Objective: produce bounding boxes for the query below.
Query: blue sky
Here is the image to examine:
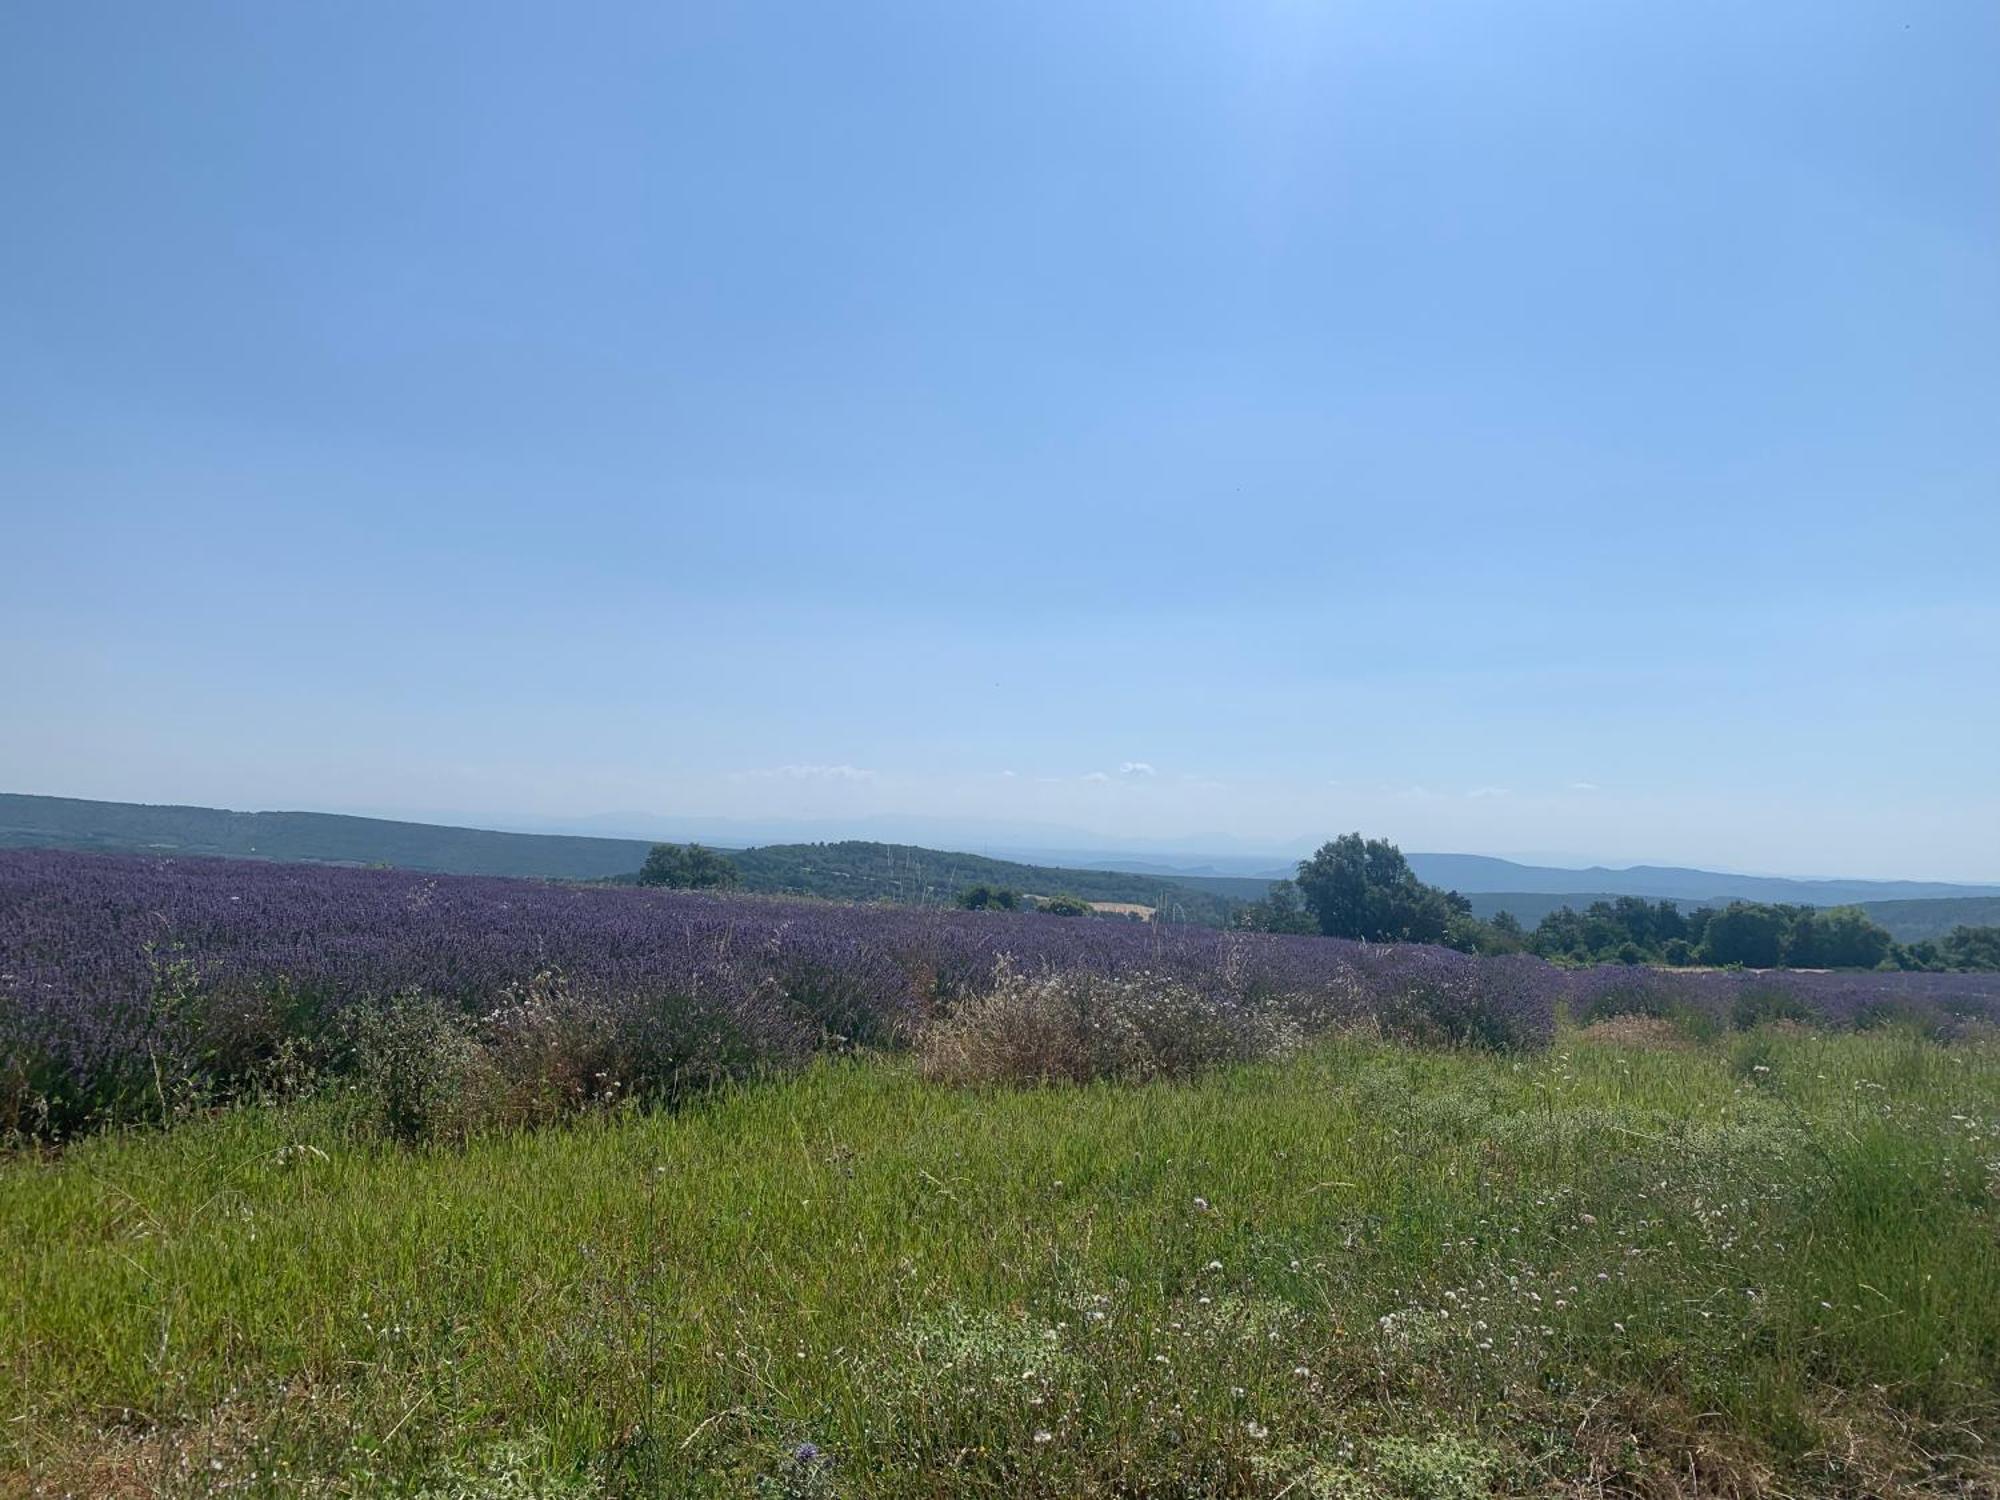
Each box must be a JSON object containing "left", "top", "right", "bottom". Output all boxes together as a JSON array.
[{"left": 3, "top": 2, "right": 1996, "bottom": 878}]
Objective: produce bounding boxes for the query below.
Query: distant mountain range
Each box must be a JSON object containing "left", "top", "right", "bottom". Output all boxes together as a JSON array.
[
  {"left": 1398, "top": 853, "right": 2000, "bottom": 907},
  {"left": 4, "top": 793, "right": 1996, "bottom": 942}
]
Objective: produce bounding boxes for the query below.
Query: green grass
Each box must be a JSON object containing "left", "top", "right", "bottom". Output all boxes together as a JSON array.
[{"left": 6, "top": 1028, "right": 1999, "bottom": 1497}]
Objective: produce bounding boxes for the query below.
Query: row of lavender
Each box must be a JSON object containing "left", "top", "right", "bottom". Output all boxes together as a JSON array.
[{"left": 5, "top": 850, "right": 1998, "bottom": 1137}]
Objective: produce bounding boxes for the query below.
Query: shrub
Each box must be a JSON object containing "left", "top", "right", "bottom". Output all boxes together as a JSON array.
[
  {"left": 1367, "top": 950, "right": 1555, "bottom": 1051},
  {"left": 477, "top": 974, "right": 627, "bottom": 1128},
  {"left": 1573, "top": 1013, "right": 1699, "bottom": 1050},
  {"left": 1731, "top": 985, "right": 1814, "bottom": 1032},
  {"left": 771, "top": 939, "right": 916, "bottom": 1050},
  {"left": 1037, "top": 894, "right": 1093, "bottom": 917},
  {"left": 957, "top": 885, "right": 1020, "bottom": 911},
  {"left": 1851, "top": 998, "right": 1948, "bottom": 1039},
  {"left": 1568, "top": 968, "right": 1722, "bottom": 1042},
  {"left": 918, "top": 969, "right": 1293, "bottom": 1086},
  {"left": 345, "top": 991, "right": 485, "bottom": 1145}
]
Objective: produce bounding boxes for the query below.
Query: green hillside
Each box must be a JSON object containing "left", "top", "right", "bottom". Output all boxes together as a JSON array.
[
  {"left": 0, "top": 795, "right": 1237, "bottom": 923},
  {"left": 1126, "top": 870, "right": 1283, "bottom": 902},
  {"left": 722, "top": 840, "right": 1235, "bottom": 922},
  {"left": 1857, "top": 896, "right": 2000, "bottom": 943},
  {"left": 0, "top": 793, "right": 658, "bottom": 880}
]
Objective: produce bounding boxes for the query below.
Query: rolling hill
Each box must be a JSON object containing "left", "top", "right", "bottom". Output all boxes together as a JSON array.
[
  {"left": 0, "top": 795, "right": 1236, "bottom": 923},
  {"left": 7, "top": 794, "right": 1996, "bottom": 940},
  {"left": 719, "top": 842, "right": 1234, "bottom": 922},
  {"left": 1855, "top": 896, "right": 2000, "bottom": 944},
  {"left": 0, "top": 793, "right": 655, "bottom": 880}
]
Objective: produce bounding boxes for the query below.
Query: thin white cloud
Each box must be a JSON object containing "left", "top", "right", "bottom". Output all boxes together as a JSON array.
[
  {"left": 998, "top": 769, "right": 1018, "bottom": 779},
  {"left": 1081, "top": 771, "right": 1111, "bottom": 783},
  {"left": 1118, "top": 761, "right": 1156, "bottom": 777},
  {"left": 1466, "top": 786, "right": 1510, "bottom": 799},
  {"left": 732, "top": 763, "right": 875, "bottom": 783},
  {"left": 1569, "top": 780, "right": 1601, "bottom": 792}
]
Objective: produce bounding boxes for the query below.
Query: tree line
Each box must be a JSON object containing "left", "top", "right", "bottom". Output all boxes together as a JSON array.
[
  {"left": 635, "top": 847, "right": 1121, "bottom": 920},
  {"left": 634, "top": 834, "right": 1999, "bottom": 970},
  {"left": 1235, "top": 833, "right": 2000, "bottom": 972}
]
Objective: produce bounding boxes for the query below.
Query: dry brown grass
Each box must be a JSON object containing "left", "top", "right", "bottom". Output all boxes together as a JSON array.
[
  {"left": 917, "top": 967, "right": 1292, "bottom": 1086},
  {"left": 1573, "top": 1014, "right": 1700, "bottom": 1050}
]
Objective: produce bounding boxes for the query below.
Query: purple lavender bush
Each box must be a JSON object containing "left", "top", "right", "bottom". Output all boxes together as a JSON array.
[
  {"left": 1562, "top": 960, "right": 1996, "bottom": 1040},
  {"left": 3, "top": 849, "right": 1996, "bottom": 1140}
]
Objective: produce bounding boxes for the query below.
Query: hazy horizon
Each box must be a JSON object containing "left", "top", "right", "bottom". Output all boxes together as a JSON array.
[
  {"left": 5, "top": 3, "right": 1995, "bottom": 883},
  {"left": 8, "top": 784, "right": 2000, "bottom": 888}
]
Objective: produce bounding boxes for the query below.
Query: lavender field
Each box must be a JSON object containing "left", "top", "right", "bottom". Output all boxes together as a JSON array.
[{"left": 5, "top": 848, "right": 1998, "bottom": 1143}]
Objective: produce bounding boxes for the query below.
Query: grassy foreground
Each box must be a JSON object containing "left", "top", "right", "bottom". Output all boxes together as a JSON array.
[{"left": 6, "top": 1027, "right": 1999, "bottom": 1498}]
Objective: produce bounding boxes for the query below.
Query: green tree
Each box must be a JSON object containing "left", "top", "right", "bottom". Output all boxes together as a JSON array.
[
  {"left": 1038, "top": 893, "right": 1093, "bottom": 916},
  {"left": 1232, "top": 880, "right": 1317, "bottom": 935},
  {"left": 1943, "top": 925, "right": 2000, "bottom": 971},
  {"left": 1447, "top": 907, "right": 1523, "bottom": 956},
  {"left": 957, "top": 884, "right": 1020, "bottom": 911},
  {"left": 1442, "top": 911, "right": 1511, "bottom": 954},
  {"left": 1293, "top": 833, "right": 1455, "bottom": 944},
  {"left": 1701, "top": 902, "right": 1789, "bottom": 968},
  {"left": 637, "top": 842, "right": 740, "bottom": 890},
  {"left": 1530, "top": 906, "right": 1592, "bottom": 962},
  {"left": 1529, "top": 898, "right": 1710, "bottom": 965},
  {"left": 1896, "top": 939, "right": 1944, "bottom": 972},
  {"left": 1801, "top": 907, "right": 1894, "bottom": 969},
  {"left": 1684, "top": 906, "right": 1715, "bottom": 948}
]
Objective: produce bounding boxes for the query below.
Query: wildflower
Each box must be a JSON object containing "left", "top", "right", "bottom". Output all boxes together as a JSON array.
[
  {"left": 1245, "top": 1420, "right": 1269, "bottom": 1440},
  {"left": 1033, "top": 1429, "right": 1053, "bottom": 1445},
  {"left": 793, "top": 1442, "right": 822, "bottom": 1465}
]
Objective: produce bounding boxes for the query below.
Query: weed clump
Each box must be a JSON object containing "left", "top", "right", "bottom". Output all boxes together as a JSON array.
[{"left": 918, "top": 967, "right": 1297, "bottom": 1086}]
